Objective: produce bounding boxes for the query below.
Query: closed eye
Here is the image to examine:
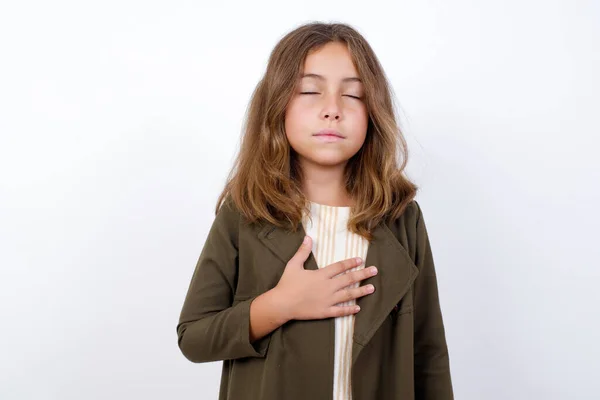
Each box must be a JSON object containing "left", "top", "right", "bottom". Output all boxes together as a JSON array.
[{"left": 300, "top": 92, "right": 363, "bottom": 100}]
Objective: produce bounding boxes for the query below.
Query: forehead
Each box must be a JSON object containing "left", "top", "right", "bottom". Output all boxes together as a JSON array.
[
  {"left": 300, "top": 42, "right": 361, "bottom": 83},
  {"left": 300, "top": 73, "right": 362, "bottom": 84}
]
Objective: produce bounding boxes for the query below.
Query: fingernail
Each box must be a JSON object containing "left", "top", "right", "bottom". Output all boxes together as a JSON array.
[
  {"left": 303, "top": 236, "right": 310, "bottom": 244},
  {"left": 370, "top": 267, "right": 378, "bottom": 275},
  {"left": 355, "top": 257, "right": 362, "bottom": 264}
]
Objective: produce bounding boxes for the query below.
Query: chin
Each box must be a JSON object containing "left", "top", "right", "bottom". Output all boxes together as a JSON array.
[{"left": 306, "top": 155, "right": 350, "bottom": 167}]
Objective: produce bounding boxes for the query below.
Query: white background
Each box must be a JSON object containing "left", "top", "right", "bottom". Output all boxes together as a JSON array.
[{"left": 1, "top": 1, "right": 599, "bottom": 399}]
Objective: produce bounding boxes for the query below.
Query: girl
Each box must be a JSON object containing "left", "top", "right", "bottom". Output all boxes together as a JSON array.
[{"left": 177, "top": 22, "right": 453, "bottom": 400}]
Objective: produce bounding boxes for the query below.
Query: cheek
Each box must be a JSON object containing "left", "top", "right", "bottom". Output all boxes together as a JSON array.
[
  {"left": 348, "top": 107, "right": 369, "bottom": 136},
  {"left": 350, "top": 103, "right": 369, "bottom": 123},
  {"left": 284, "top": 102, "right": 309, "bottom": 138}
]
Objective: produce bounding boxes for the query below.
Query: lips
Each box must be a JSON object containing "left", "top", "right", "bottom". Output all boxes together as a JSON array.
[{"left": 313, "top": 129, "right": 345, "bottom": 138}]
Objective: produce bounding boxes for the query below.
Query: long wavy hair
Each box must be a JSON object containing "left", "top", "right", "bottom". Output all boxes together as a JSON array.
[{"left": 215, "top": 21, "right": 418, "bottom": 241}]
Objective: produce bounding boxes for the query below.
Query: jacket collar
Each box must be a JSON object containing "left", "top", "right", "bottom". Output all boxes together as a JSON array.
[{"left": 257, "top": 218, "right": 419, "bottom": 365}]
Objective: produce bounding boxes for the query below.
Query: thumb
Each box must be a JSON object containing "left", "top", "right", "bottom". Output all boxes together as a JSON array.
[{"left": 289, "top": 235, "right": 312, "bottom": 267}]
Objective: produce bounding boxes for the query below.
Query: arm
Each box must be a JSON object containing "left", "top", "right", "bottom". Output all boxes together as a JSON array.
[
  {"left": 249, "top": 288, "right": 290, "bottom": 342},
  {"left": 412, "top": 201, "right": 454, "bottom": 399},
  {"left": 176, "top": 200, "right": 280, "bottom": 363}
]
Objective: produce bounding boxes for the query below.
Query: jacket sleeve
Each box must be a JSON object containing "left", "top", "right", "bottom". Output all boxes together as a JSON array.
[
  {"left": 412, "top": 201, "right": 454, "bottom": 399},
  {"left": 176, "top": 200, "right": 271, "bottom": 363}
]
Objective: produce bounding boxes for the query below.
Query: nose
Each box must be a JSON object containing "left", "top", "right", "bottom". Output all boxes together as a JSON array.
[
  {"left": 323, "top": 111, "right": 340, "bottom": 120},
  {"left": 320, "top": 94, "right": 341, "bottom": 121}
]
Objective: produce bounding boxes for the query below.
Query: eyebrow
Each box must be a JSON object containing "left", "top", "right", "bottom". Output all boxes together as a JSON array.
[{"left": 301, "top": 73, "right": 362, "bottom": 83}]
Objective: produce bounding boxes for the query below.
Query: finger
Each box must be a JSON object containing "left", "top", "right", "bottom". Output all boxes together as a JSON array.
[
  {"left": 321, "top": 257, "right": 362, "bottom": 279},
  {"left": 333, "top": 265, "right": 378, "bottom": 290},
  {"left": 287, "top": 236, "right": 313, "bottom": 267},
  {"left": 325, "top": 304, "right": 361, "bottom": 318},
  {"left": 333, "top": 284, "right": 375, "bottom": 304}
]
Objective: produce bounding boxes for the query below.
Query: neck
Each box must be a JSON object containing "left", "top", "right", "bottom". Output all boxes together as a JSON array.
[{"left": 299, "top": 159, "right": 354, "bottom": 207}]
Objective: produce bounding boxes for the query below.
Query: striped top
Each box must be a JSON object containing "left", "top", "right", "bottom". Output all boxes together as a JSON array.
[{"left": 301, "top": 201, "right": 371, "bottom": 400}]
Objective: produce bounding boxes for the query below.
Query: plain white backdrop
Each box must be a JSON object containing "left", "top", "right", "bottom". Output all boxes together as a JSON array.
[{"left": 1, "top": 1, "right": 599, "bottom": 399}]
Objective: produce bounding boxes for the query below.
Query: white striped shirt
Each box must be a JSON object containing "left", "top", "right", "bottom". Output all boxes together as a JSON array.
[{"left": 301, "top": 201, "right": 371, "bottom": 400}]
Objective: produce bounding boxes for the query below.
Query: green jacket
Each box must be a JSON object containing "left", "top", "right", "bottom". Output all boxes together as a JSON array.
[{"left": 177, "top": 199, "right": 454, "bottom": 399}]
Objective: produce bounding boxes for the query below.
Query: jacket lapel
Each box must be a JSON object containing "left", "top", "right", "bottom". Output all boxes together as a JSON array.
[
  {"left": 349, "top": 221, "right": 419, "bottom": 364},
  {"left": 257, "top": 218, "right": 419, "bottom": 365}
]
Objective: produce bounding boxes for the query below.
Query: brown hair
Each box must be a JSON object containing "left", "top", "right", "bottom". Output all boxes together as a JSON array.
[{"left": 215, "top": 21, "right": 418, "bottom": 241}]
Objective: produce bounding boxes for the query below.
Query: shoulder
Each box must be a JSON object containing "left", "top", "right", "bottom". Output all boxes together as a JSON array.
[
  {"left": 389, "top": 199, "right": 422, "bottom": 231},
  {"left": 385, "top": 198, "right": 429, "bottom": 251},
  {"left": 406, "top": 199, "right": 423, "bottom": 221},
  {"left": 211, "top": 196, "right": 241, "bottom": 241}
]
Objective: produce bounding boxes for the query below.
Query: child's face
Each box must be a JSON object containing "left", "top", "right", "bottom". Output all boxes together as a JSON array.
[{"left": 284, "top": 41, "right": 368, "bottom": 170}]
